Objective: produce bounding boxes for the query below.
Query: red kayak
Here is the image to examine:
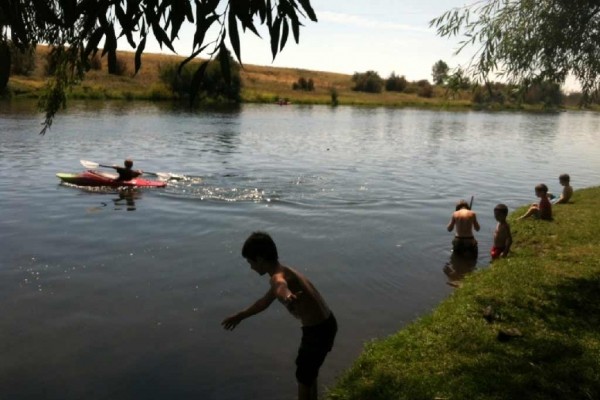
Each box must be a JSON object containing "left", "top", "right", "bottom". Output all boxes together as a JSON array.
[{"left": 56, "top": 170, "right": 167, "bottom": 188}]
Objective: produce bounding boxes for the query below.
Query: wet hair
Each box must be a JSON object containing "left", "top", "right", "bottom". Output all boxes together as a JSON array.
[
  {"left": 535, "top": 183, "right": 549, "bottom": 193},
  {"left": 124, "top": 159, "right": 133, "bottom": 168},
  {"left": 559, "top": 173, "right": 570, "bottom": 183},
  {"left": 494, "top": 203, "right": 509, "bottom": 216},
  {"left": 455, "top": 199, "right": 470, "bottom": 211},
  {"left": 242, "top": 232, "right": 279, "bottom": 263}
]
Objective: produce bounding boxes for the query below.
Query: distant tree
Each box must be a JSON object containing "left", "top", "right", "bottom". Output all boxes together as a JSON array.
[
  {"left": 432, "top": 60, "right": 449, "bottom": 85},
  {"left": 385, "top": 72, "right": 408, "bottom": 92},
  {"left": 0, "top": 0, "right": 317, "bottom": 132},
  {"left": 160, "top": 48, "right": 241, "bottom": 103},
  {"left": 445, "top": 68, "right": 470, "bottom": 98},
  {"left": 9, "top": 43, "right": 36, "bottom": 76},
  {"left": 292, "top": 77, "right": 315, "bottom": 91},
  {"left": 523, "top": 81, "right": 563, "bottom": 108},
  {"left": 416, "top": 79, "right": 433, "bottom": 98},
  {"left": 330, "top": 87, "right": 339, "bottom": 106},
  {"left": 471, "top": 81, "right": 506, "bottom": 105},
  {"left": 352, "top": 71, "right": 384, "bottom": 93},
  {"left": 431, "top": 1, "right": 600, "bottom": 103}
]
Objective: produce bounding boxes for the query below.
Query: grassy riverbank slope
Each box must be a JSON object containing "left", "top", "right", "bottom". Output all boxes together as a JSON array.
[
  {"left": 328, "top": 187, "right": 600, "bottom": 400},
  {"left": 1, "top": 45, "right": 496, "bottom": 109}
]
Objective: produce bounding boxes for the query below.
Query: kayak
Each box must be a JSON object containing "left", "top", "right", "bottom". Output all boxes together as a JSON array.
[{"left": 56, "top": 170, "right": 167, "bottom": 188}]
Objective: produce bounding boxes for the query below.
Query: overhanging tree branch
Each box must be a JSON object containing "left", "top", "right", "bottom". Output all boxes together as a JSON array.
[{"left": 0, "top": 0, "right": 318, "bottom": 134}]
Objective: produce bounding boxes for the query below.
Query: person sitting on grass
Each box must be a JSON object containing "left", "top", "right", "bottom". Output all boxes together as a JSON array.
[
  {"left": 553, "top": 173, "right": 573, "bottom": 204},
  {"left": 518, "top": 183, "right": 552, "bottom": 220},
  {"left": 491, "top": 204, "right": 512, "bottom": 260}
]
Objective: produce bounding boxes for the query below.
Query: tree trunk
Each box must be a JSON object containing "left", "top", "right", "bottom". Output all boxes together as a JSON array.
[{"left": 0, "top": 41, "right": 11, "bottom": 91}]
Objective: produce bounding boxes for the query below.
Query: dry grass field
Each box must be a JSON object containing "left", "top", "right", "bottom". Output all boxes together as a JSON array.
[{"left": 7, "top": 45, "right": 472, "bottom": 108}]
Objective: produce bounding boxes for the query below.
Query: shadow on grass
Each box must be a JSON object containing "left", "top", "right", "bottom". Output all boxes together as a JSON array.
[{"left": 457, "top": 275, "right": 600, "bottom": 400}]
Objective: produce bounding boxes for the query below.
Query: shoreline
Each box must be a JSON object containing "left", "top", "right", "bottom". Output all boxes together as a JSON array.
[
  {"left": 2, "top": 46, "right": 596, "bottom": 112},
  {"left": 327, "top": 187, "right": 600, "bottom": 399}
]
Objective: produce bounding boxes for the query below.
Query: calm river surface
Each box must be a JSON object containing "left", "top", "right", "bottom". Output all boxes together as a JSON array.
[{"left": 1, "top": 102, "right": 599, "bottom": 399}]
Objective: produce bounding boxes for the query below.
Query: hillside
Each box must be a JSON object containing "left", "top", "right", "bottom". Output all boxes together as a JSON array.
[{"left": 5, "top": 45, "right": 472, "bottom": 108}]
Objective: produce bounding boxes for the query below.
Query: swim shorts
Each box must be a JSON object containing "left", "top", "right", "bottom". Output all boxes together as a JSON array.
[
  {"left": 490, "top": 246, "right": 505, "bottom": 260},
  {"left": 452, "top": 237, "right": 478, "bottom": 258},
  {"left": 295, "top": 313, "right": 337, "bottom": 386}
]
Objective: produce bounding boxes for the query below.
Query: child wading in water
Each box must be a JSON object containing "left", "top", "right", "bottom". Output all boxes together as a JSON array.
[
  {"left": 447, "top": 199, "right": 480, "bottom": 258},
  {"left": 491, "top": 204, "right": 513, "bottom": 260},
  {"left": 518, "top": 183, "right": 552, "bottom": 220},
  {"left": 222, "top": 232, "right": 337, "bottom": 400}
]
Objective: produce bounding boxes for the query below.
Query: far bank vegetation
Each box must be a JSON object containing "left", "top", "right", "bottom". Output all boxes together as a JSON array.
[{"left": 1, "top": 45, "right": 595, "bottom": 111}]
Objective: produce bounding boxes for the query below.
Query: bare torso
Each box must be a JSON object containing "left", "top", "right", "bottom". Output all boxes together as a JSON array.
[
  {"left": 448, "top": 209, "right": 480, "bottom": 237},
  {"left": 272, "top": 266, "right": 331, "bottom": 327},
  {"left": 493, "top": 222, "right": 511, "bottom": 248}
]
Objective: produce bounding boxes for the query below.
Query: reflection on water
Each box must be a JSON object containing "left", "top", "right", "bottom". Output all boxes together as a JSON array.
[
  {"left": 112, "top": 189, "right": 139, "bottom": 211},
  {"left": 443, "top": 252, "right": 478, "bottom": 287}
]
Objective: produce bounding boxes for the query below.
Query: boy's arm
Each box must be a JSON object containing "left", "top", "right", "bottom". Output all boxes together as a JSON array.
[
  {"left": 473, "top": 214, "right": 481, "bottom": 232},
  {"left": 270, "top": 274, "right": 297, "bottom": 304},
  {"left": 501, "top": 224, "right": 513, "bottom": 257},
  {"left": 556, "top": 186, "right": 572, "bottom": 204},
  {"left": 221, "top": 289, "right": 276, "bottom": 331},
  {"left": 447, "top": 215, "right": 455, "bottom": 232}
]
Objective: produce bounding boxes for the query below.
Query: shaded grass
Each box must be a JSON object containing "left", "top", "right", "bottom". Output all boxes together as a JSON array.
[{"left": 328, "top": 187, "right": 600, "bottom": 400}]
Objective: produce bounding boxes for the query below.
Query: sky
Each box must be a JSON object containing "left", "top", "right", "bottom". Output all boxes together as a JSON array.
[{"left": 138, "top": 0, "right": 477, "bottom": 83}]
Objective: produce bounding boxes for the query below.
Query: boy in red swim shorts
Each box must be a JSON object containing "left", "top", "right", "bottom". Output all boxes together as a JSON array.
[{"left": 491, "top": 204, "right": 512, "bottom": 260}]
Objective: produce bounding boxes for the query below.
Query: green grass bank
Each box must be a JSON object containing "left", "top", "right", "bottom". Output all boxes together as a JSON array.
[{"left": 328, "top": 187, "right": 600, "bottom": 400}]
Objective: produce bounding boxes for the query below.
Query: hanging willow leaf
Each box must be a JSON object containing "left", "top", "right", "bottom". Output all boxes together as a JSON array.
[
  {"left": 228, "top": 10, "right": 241, "bottom": 63},
  {"left": 270, "top": 17, "right": 281, "bottom": 59},
  {"left": 219, "top": 42, "right": 231, "bottom": 85},
  {"left": 84, "top": 27, "right": 105, "bottom": 59},
  {"left": 280, "top": 19, "right": 289, "bottom": 51},
  {"left": 2, "top": 0, "right": 319, "bottom": 133},
  {"left": 190, "top": 60, "right": 209, "bottom": 105},
  {"left": 134, "top": 35, "right": 146, "bottom": 75},
  {"left": 297, "top": 0, "right": 317, "bottom": 21}
]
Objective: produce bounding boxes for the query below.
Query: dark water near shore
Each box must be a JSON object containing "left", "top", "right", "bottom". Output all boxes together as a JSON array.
[{"left": 1, "top": 101, "right": 599, "bottom": 399}]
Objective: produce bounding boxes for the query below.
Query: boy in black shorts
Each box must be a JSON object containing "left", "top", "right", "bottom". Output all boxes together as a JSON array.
[{"left": 222, "top": 232, "right": 337, "bottom": 400}]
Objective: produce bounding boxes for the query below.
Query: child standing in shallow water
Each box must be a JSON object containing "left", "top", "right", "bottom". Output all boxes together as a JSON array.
[
  {"left": 491, "top": 204, "right": 512, "bottom": 260},
  {"left": 447, "top": 199, "right": 480, "bottom": 257},
  {"left": 518, "top": 183, "right": 552, "bottom": 220},
  {"left": 222, "top": 232, "right": 337, "bottom": 400}
]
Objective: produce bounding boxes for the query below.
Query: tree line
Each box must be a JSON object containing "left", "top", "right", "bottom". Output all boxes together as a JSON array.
[{"left": 348, "top": 59, "right": 571, "bottom": 109}]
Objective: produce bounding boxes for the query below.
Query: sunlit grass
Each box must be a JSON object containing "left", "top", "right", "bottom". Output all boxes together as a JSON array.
[{"left": 328, "top": 187, "right": 600, "bottom": 400}]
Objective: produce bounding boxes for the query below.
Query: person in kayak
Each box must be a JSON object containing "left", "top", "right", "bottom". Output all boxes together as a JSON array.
[
  {"left": 222, "top": 232, "right": 337, "bottom": 400},
  {"left": 111, "top": 159, "right": 143, "bottom": 181}
]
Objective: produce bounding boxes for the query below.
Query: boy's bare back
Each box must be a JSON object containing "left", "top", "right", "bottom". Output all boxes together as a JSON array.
[{"left": 448, "top": 209, "right": 480, "bottom": 237}]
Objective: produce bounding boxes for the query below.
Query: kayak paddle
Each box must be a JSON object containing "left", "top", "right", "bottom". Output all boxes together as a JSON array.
[{"left": 80, "top": 159, "right": 181, "bottom": 181}]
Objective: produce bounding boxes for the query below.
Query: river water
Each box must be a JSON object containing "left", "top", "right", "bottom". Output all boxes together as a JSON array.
[{"left": 1, "top": 102, "right": 599, "bottom": 399}]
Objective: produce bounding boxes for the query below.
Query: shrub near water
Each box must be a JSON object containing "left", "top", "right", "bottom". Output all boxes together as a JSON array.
[{"left": 328, "top": 187, "right": 600, "bottom": 400}]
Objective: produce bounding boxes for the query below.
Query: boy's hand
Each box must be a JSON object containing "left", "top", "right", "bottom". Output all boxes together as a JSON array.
[
  {"left": 283, "top": 290, "right": 303, "bottom": 311},
  {"left": 221, "top": 314, "right": 243, "bottom": 331}
]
